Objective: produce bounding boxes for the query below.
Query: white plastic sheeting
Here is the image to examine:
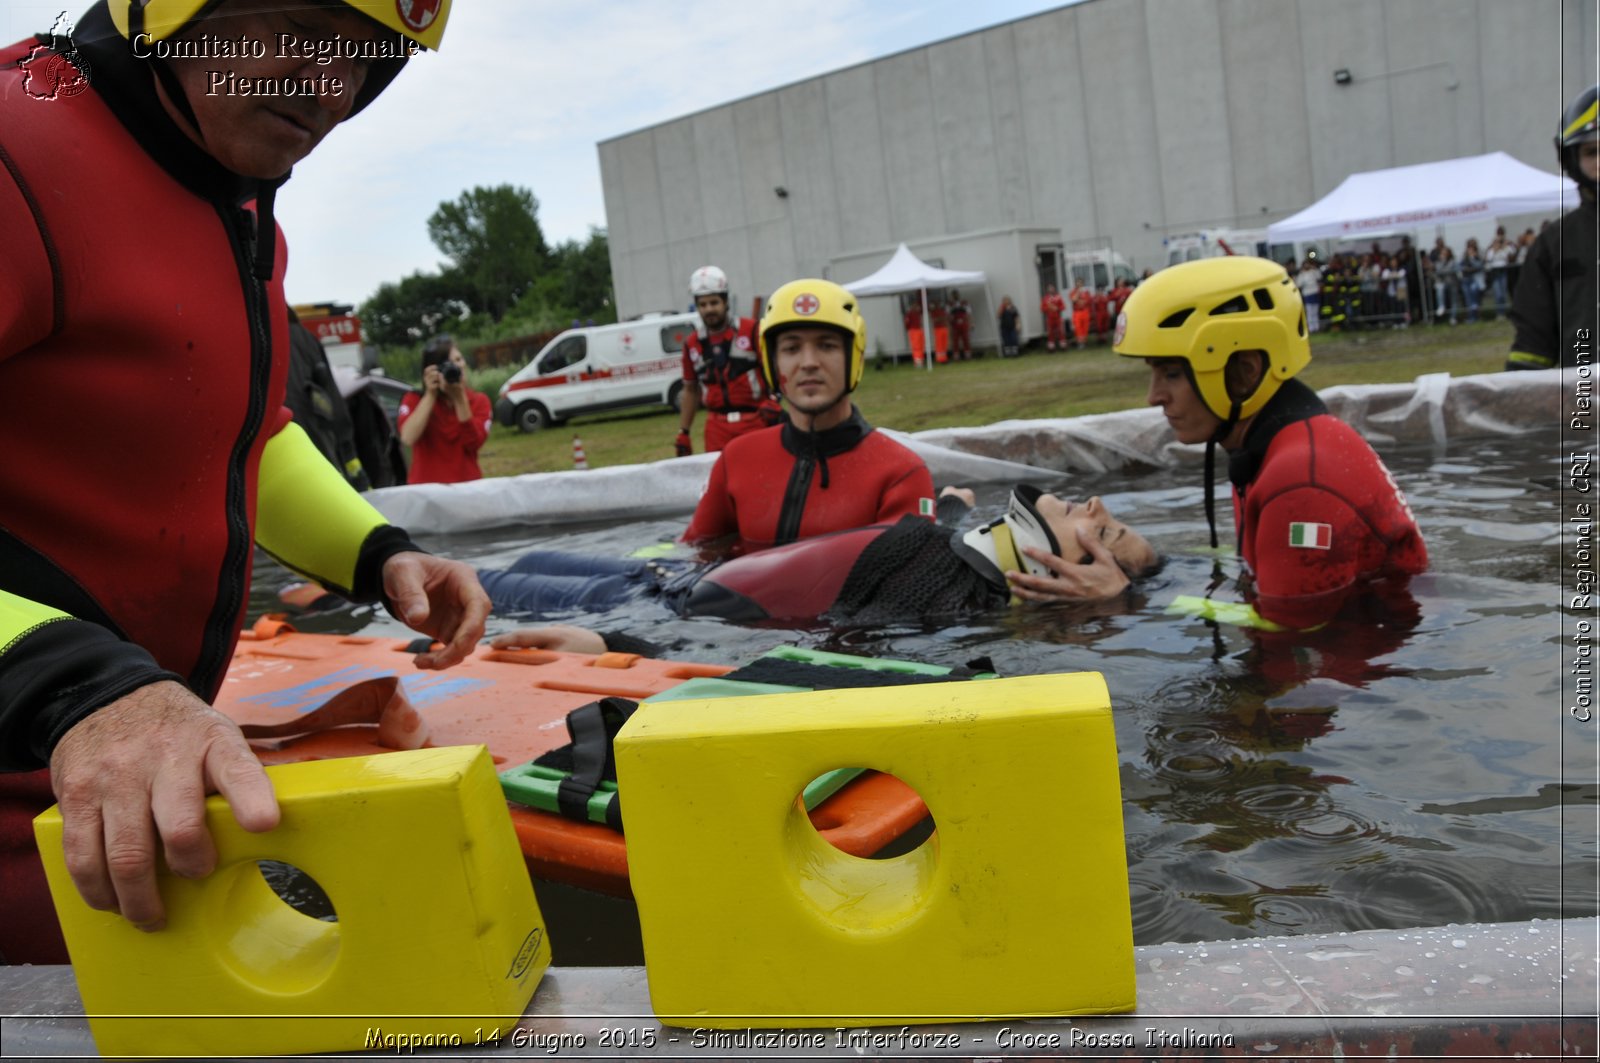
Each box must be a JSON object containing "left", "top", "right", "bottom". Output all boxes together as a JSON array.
[
  {"left": 915, "top": 370, "right": 1561, "bottom": 472},
  {"left": 366, "top": 371, "right": 1563, "bottom": 534},
  {"left": 366, "top": 433, "right": 1053, "bottom": 535}
]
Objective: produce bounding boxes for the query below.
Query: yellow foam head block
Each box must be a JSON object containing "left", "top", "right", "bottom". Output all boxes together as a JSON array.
[
  {"left": 33, "top": 745, "right": 548, "bottom": 1057},
  {"left": 615, "top": 672, "right": 1134, "bottom": 1028}
]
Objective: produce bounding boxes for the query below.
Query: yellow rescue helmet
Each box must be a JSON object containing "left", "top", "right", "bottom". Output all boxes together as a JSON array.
[
  {"left": 1114, "top": 257, "right": 1310, "bottom": 423},
  {"left": 111, "top": 0, "right": 451, "bottom": 51},
  {"left": 759, "top": 279, "right": 868, "bottom": 394}
]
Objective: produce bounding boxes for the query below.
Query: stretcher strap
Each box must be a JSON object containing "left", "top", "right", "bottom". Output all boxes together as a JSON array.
[{"left": 556, "top": 697, "right": 637, "bottom": 830}]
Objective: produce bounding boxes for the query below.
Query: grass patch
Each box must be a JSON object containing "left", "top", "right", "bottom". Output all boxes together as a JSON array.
[{"left": 475, "top": 320, "right": 1512, "bottom": 478}]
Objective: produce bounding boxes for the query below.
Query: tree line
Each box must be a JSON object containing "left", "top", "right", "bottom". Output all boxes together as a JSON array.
[{"left": 360, "top": 184, "right": 616, "bottom": 354}]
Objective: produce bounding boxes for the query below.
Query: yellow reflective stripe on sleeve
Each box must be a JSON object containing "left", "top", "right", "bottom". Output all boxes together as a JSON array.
[
  {"left": 1507, "top": 350, "right": 1555, "bottom": 369},
  {"left": 1166, "top": 594, "right": 1289, "bottom": 633},
  {"left": 255, "top": 422, "right": 388, "bottom": 594},
  {"left": 0, "top": 589, "right": 71, "bottom": 654}
]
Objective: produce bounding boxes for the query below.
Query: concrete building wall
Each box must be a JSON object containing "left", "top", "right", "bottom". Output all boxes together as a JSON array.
[{"left": 600, "top": 0, "right": 1593, "bottom": 322}]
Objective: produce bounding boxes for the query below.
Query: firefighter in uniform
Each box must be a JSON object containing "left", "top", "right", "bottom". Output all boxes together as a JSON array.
[
  {"left": 1506, "top": 85, "right": 1599, "bottom": 371},
  {"left": 676, "top": 265, "right": 780, "bottom": 455}
]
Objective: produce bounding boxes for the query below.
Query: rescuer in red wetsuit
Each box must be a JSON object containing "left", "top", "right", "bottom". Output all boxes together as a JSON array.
[
  {"left": 0, "top": 1, "right": 487, "bottom": 956},
  {"left": 682, "top": 278, "right": 936, "bottom": 553},
  {"left": 676, "top": 265, "right": 780, "bottom": 455},
  {"left": 1041, "top": 284, "right": 1067, "bottom": 350},
  {"left": 1019, "top": 257, "right": 1427, "bottom": 630}
]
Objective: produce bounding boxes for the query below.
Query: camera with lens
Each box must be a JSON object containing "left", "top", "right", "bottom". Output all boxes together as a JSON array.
[{"left": 442, "top": 362, "right": 463, "bottom": 384}]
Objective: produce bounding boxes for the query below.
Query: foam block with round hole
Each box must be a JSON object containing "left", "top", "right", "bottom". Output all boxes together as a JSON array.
[
  {"left": 33, "top": 745, "right": 548, "bottom": 1056},
  {"left": 615, "top": 672, "right": 1134, "bottom": 1027}
]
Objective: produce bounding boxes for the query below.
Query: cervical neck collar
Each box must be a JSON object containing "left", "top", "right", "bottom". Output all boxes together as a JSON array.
[{"left": 956, "top": 485, "right": 1062, "bottom": 581}]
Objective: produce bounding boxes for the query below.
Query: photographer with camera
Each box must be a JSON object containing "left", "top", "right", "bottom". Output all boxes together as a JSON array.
[{"left": 398, "top": 335, "right": 494, "bottom": 484}]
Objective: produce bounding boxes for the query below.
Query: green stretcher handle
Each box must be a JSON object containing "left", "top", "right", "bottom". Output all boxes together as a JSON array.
[
  {"left": 1167, "top": 595, "right": 1287, "bottom": 633},
  {"left": 500, "top": 762, "right": 860, "bottom": 826}
]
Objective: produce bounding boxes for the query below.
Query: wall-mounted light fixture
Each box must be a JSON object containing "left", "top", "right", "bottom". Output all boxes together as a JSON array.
[
  {"left": 774, "top": 186, "right": 789, "bottom": 199},
  {"left": 1333, "top": 61, "right": 1457, "bottom": 90}
]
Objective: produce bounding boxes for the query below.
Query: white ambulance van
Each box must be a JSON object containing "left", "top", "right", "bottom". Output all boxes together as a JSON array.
[{"left": 494, "top": 312, "right": 700, "bottom": 432}]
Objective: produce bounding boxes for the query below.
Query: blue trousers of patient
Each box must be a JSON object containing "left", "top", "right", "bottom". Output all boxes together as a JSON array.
[{"left": 476, "top": 551, "right": 662, "bottom": 618}]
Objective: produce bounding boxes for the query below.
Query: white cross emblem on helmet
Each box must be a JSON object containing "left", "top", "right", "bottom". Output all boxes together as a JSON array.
[
  {"left": 793, "top": 293, "right": 820, "bottom": 315},
  {"left": 397, "top": 0, "right": 442, "bottom": 32}
]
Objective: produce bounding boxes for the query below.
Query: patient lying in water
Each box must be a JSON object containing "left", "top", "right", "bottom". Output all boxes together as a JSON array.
[{"left": 477, "top": 486, "right": 1160, "bottom": 653}]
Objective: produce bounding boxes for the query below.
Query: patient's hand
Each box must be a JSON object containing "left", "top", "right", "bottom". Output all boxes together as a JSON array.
[
  {"left": 489, "top": 626, "right": 608, "bottom": 655},
  {"left": 1008, "top": 528, "right": 1130, "bottom": 602}
]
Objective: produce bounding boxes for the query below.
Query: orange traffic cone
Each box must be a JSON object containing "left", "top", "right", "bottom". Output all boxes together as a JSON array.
[{"left": 572, "top": 435, "right": 589, "bottom": 470}]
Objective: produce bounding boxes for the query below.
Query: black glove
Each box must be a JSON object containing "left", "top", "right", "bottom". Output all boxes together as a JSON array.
[{"left": 674, "top": 430, "right": 693, "bottom": 457}]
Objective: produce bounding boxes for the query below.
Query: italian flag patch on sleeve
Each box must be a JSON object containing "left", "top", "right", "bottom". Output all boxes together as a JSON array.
[
  {"left": 1288, "top": 522, "right": 1332, "bottom": 549},
  {"left": 919, "top": 497, "right": 936, "bottom": 517}
]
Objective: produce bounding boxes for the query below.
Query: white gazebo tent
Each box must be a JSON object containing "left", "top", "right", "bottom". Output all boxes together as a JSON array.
[
  {"left": 1266, "top": 151, "right": 1577, "bottom": 242},
  {"left": 842, "top": 243, "right": 989, "bottom": 370}
]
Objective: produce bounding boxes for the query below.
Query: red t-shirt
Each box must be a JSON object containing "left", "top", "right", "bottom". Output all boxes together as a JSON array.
[{"left": 398, "top": 388, "right": 492, "bottom": 484}]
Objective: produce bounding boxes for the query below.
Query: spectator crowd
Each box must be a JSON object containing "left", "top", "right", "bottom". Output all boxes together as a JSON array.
[{"left": 1288, "top": 224, "right": 1542, "bottom": 333}]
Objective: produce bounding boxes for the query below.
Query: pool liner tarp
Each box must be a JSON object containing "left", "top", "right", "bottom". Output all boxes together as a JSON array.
[
  {"left": 366, "top": 370, "right": 1565, "bottom": 534},
  {"left": 365, "top": 433, "right": 1057, "bottom": 535}
]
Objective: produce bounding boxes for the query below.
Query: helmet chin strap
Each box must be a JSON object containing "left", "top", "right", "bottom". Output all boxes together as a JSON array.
[
  {"left": 126, "top": 2, "right": 206, "bottom": 139},
  {"left": 1203, "top": 407, "right": 1239, "bottom": 552}
]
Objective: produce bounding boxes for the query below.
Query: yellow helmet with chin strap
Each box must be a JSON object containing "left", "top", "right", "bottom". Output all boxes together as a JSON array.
[
  {"left": 758, "top": 279, "right": 868, "bottom": 394},
  {"left": 111, "top": 0, "right": 451, "bottom": 50},
  {"left": 1114, "top": 257, "right": 1309, "bottom": 424}
]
